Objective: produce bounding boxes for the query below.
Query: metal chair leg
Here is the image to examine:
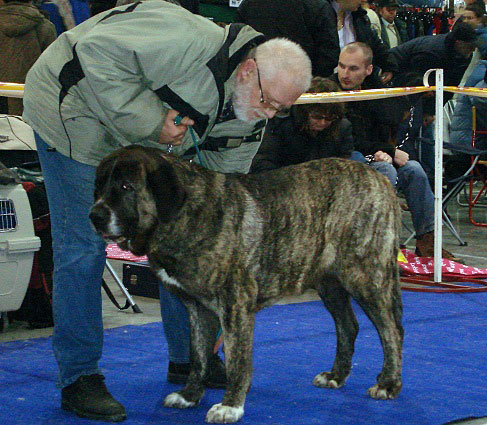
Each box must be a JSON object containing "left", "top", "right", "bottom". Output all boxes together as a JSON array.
[
  {"left": 105, "top": 260, "right": 142, "bottom": 313},
  {"left": 442, "top": 211, "right": 467, "bottom": 246}
]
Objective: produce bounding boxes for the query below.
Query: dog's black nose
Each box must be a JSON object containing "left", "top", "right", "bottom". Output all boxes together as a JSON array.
[{"left": 89, "top": 208, "right": 107, "bottom": 231}]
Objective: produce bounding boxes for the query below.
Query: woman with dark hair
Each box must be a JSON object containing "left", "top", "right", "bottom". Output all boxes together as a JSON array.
[{"left": 250, "top": 77, "right": 363, "bottom": 173}]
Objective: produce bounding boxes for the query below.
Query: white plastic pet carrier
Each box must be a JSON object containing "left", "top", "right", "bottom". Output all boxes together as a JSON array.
[{"left": 0, "top": 183, "right": 40, "bottom": 312}]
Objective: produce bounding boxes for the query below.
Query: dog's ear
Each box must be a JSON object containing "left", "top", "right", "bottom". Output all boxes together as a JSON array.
[
  {"left": 94, "top": 156, "right": 116, "bottom": 201},
  {"left": 147, "top": 160, "right": 186, "bottom": 223}
]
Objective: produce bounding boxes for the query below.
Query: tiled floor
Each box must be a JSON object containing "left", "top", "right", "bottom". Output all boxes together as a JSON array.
[{"left": 1, "top": 191, "right": 486, "bottom": 343}]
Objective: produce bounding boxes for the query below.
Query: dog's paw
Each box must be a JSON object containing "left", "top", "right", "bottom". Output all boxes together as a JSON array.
[
  {"left": 163, "top": 392, "right": 198, "bottom": 409},
  {"left": 205, "top": 403, "right": 244, "bottom": 423},
  {"left": 367, "top": 384, "right": 400, "bottom": 400},
  {"left": 313, "top": 372, "right": 345, "bottom": 389}
]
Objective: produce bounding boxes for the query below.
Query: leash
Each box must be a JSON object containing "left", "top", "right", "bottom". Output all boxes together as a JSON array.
[
  {"left": 189, "top": 127, "right": 207, "bottom": 168},
  {"left": 170, "top": 114, "right": 219, "bottom": 349},
  {"left": 171, "top": 114, "right": 207, "bottom": 168}
]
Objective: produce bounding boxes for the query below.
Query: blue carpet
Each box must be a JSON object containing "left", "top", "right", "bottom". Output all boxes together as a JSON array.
[{"left": 1, "top": 292, "right": 487, "bottom": 425}]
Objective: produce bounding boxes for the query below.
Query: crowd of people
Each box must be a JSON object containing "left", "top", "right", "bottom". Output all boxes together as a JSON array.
[{"left": 1, "top": 0, "right": 487, "bottom": 422}]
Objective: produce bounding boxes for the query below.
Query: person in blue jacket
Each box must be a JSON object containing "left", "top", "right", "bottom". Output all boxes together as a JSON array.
[{"left": 446, "top": 62, "right": 487, "bottom": 189}]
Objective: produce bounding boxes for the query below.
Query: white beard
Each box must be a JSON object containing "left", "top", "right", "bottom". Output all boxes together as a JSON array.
[{"left": 232, "top": 79, "right": 268, "bottom": 124}]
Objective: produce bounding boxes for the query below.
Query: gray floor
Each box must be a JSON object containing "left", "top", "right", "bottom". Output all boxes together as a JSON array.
[{"left": 1, "top": 188, "right": 486, "bottom": 343}]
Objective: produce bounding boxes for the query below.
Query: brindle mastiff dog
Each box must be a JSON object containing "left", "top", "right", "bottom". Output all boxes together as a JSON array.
[{"left": 90, "top": 145, "right": 404, "bottom": 424}]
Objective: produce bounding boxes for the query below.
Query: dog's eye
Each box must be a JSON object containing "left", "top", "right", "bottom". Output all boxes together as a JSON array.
[{"left": 121, "top": 183, "right": 134, "bottom": 192}]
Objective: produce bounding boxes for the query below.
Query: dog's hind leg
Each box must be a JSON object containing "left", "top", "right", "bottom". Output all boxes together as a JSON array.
[
  {"left": 163, "top": 299, "right": 219, "bottom": 409},
  {"left": 205, "top": 306, "right": 255, "bottom": 424},
  {"left": 313, "top": 278, "right": 359, "bottom": 390},
  {"left": 351, "top": 270, "right": 404, "bottom": 400}
]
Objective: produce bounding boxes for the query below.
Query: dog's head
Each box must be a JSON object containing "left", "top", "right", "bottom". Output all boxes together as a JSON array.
[{"left": 89, "top": 146, "right": 186, "bottom": 254}]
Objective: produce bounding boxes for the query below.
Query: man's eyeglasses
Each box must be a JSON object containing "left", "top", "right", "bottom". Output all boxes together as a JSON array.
[
  {"left": 309, "top": 113, "right": 339, "bottom": 122},
  {"left": 254, "top": 59, "right": 289, "bottom": 116}
]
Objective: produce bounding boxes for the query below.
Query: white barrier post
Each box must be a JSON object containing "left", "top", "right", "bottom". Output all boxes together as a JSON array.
[
  {"left": 423, "top": 69, "right": 444, "bottom": 283},
  {"left": 434, "top": 70, "right": 444, "bottom": 283}
]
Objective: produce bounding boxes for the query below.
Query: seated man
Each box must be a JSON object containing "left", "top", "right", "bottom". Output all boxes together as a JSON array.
[
  {"left": 250, "top": 76, "right": 363, "bottom": 173},
  {"left": 331, "top": 42, "right": 459, "bottom": 261}
]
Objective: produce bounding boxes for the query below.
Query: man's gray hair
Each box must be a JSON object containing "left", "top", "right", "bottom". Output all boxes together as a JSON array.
[{"left": 254, "top": 38, "right": 312, "bottom": 93}]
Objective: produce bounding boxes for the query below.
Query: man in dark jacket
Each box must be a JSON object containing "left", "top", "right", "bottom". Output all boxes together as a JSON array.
[
  {"left": 235, "top": 0, "right": 340, "bottom": 77},
  {"left": 374, "top": 0, "right": 409, "bottom": 48},
  {"left": 332, "top": 42, "right": 459, "bottom": 261},
  {"left": 391, "top": 21, "right": 478, "bottom": 89},
  {"left": 332, "top": 0, "right": 398, "bottom": 84}
]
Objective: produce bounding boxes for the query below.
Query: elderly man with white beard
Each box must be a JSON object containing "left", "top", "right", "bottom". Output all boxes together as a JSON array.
[{"left": 22, "top": 1, "right": 312, "bottom": 421}]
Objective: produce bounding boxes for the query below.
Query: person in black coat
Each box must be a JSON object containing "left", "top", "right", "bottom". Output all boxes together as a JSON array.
[
  {"left": 250, "top": 77, "right": 360, "bottom": 173},
  {"left": 390, "top": 21, "right": 478, "bottom": 91},
  {"left": 235, "top": 0, "right": 339, "bottom": 78}
]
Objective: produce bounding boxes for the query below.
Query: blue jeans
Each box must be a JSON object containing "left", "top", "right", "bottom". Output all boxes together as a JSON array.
[
  {"left": 159, "top": 285, "right": 190, "bottom": 363},
  {"left": 370, "top": 160, "right": 434, "bottom": 236},
  {"left": 35, "top": 134, "right": 191, "bottom": 388},
  {"left": 350, "top": 151, "right": 367, "bottom": 163}
]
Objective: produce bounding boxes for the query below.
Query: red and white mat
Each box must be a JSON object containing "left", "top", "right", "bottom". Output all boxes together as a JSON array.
[
  {"left": 400, "top": 249, "right": 487, "bottom": 278},
  {"left": 106, "top": 243, "right": 148, "bottom": 263},
  {"left": 106, "top": 244, "right": 487, "bottom": 293},
  {"left": 400, "top": 249, "right": 487, "bottom": 293}
]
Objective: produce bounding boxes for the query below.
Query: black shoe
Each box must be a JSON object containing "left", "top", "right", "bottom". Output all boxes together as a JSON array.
[
  {"left": 61, "top": 374, "right": 126, "bottom": 422},
  {"left": 205, "top": 353, "right": 227, "bottom": 388},
  {"left": 167, "top": 361, "right": 191, "bottom": 385},
  {"left": 167, "top": 354, "right": 227, "bottom": 388}
]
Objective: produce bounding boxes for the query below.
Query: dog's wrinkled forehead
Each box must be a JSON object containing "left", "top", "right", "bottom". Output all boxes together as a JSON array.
[{"left": 96, "top": 147, "right": 155, "bottom": 190}]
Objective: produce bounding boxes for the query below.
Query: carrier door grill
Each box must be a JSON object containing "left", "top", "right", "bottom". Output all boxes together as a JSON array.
[{"left": 0, "top": 199, "right": 17, "bottom": 231}]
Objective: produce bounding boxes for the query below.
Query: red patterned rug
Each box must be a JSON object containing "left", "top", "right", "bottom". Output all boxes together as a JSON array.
[{"left": 106, "top": 244, "right": 487, "bottom": 292}]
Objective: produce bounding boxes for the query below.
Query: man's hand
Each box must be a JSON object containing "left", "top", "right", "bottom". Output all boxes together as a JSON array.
[
  {"left": 381, "top": 72, "right": 393, "bottom": 84},
  {"left": 394, "top": 149, "right": 409, "bottom": 167},
  {"left": 158, "top": 109, "right": 195, "bottom": 145},
  {"left": 374, "top": 150, "right": 393, "bottom": 164}
]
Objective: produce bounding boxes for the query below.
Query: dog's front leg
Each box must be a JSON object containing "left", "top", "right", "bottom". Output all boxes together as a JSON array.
[
  {"left": 163, "top": 299, "right": 219, "bottom": 409},
  {"left": 206, "top": 307, "right": 255, "bottom": 424}
]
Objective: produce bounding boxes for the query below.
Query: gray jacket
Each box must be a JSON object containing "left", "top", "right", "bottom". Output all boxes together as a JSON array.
[{"left": 23, "top": 1, "right": 266, "bottom": 173}]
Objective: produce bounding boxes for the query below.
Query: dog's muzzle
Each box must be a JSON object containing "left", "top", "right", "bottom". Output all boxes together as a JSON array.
[{"left": 89, "top": 204, "right": 110, "bottom": 234}]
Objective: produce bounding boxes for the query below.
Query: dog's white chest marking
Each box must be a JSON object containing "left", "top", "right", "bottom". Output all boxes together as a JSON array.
[{"left": 156, "top": 269, "right": 183, "bottom": 290}]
